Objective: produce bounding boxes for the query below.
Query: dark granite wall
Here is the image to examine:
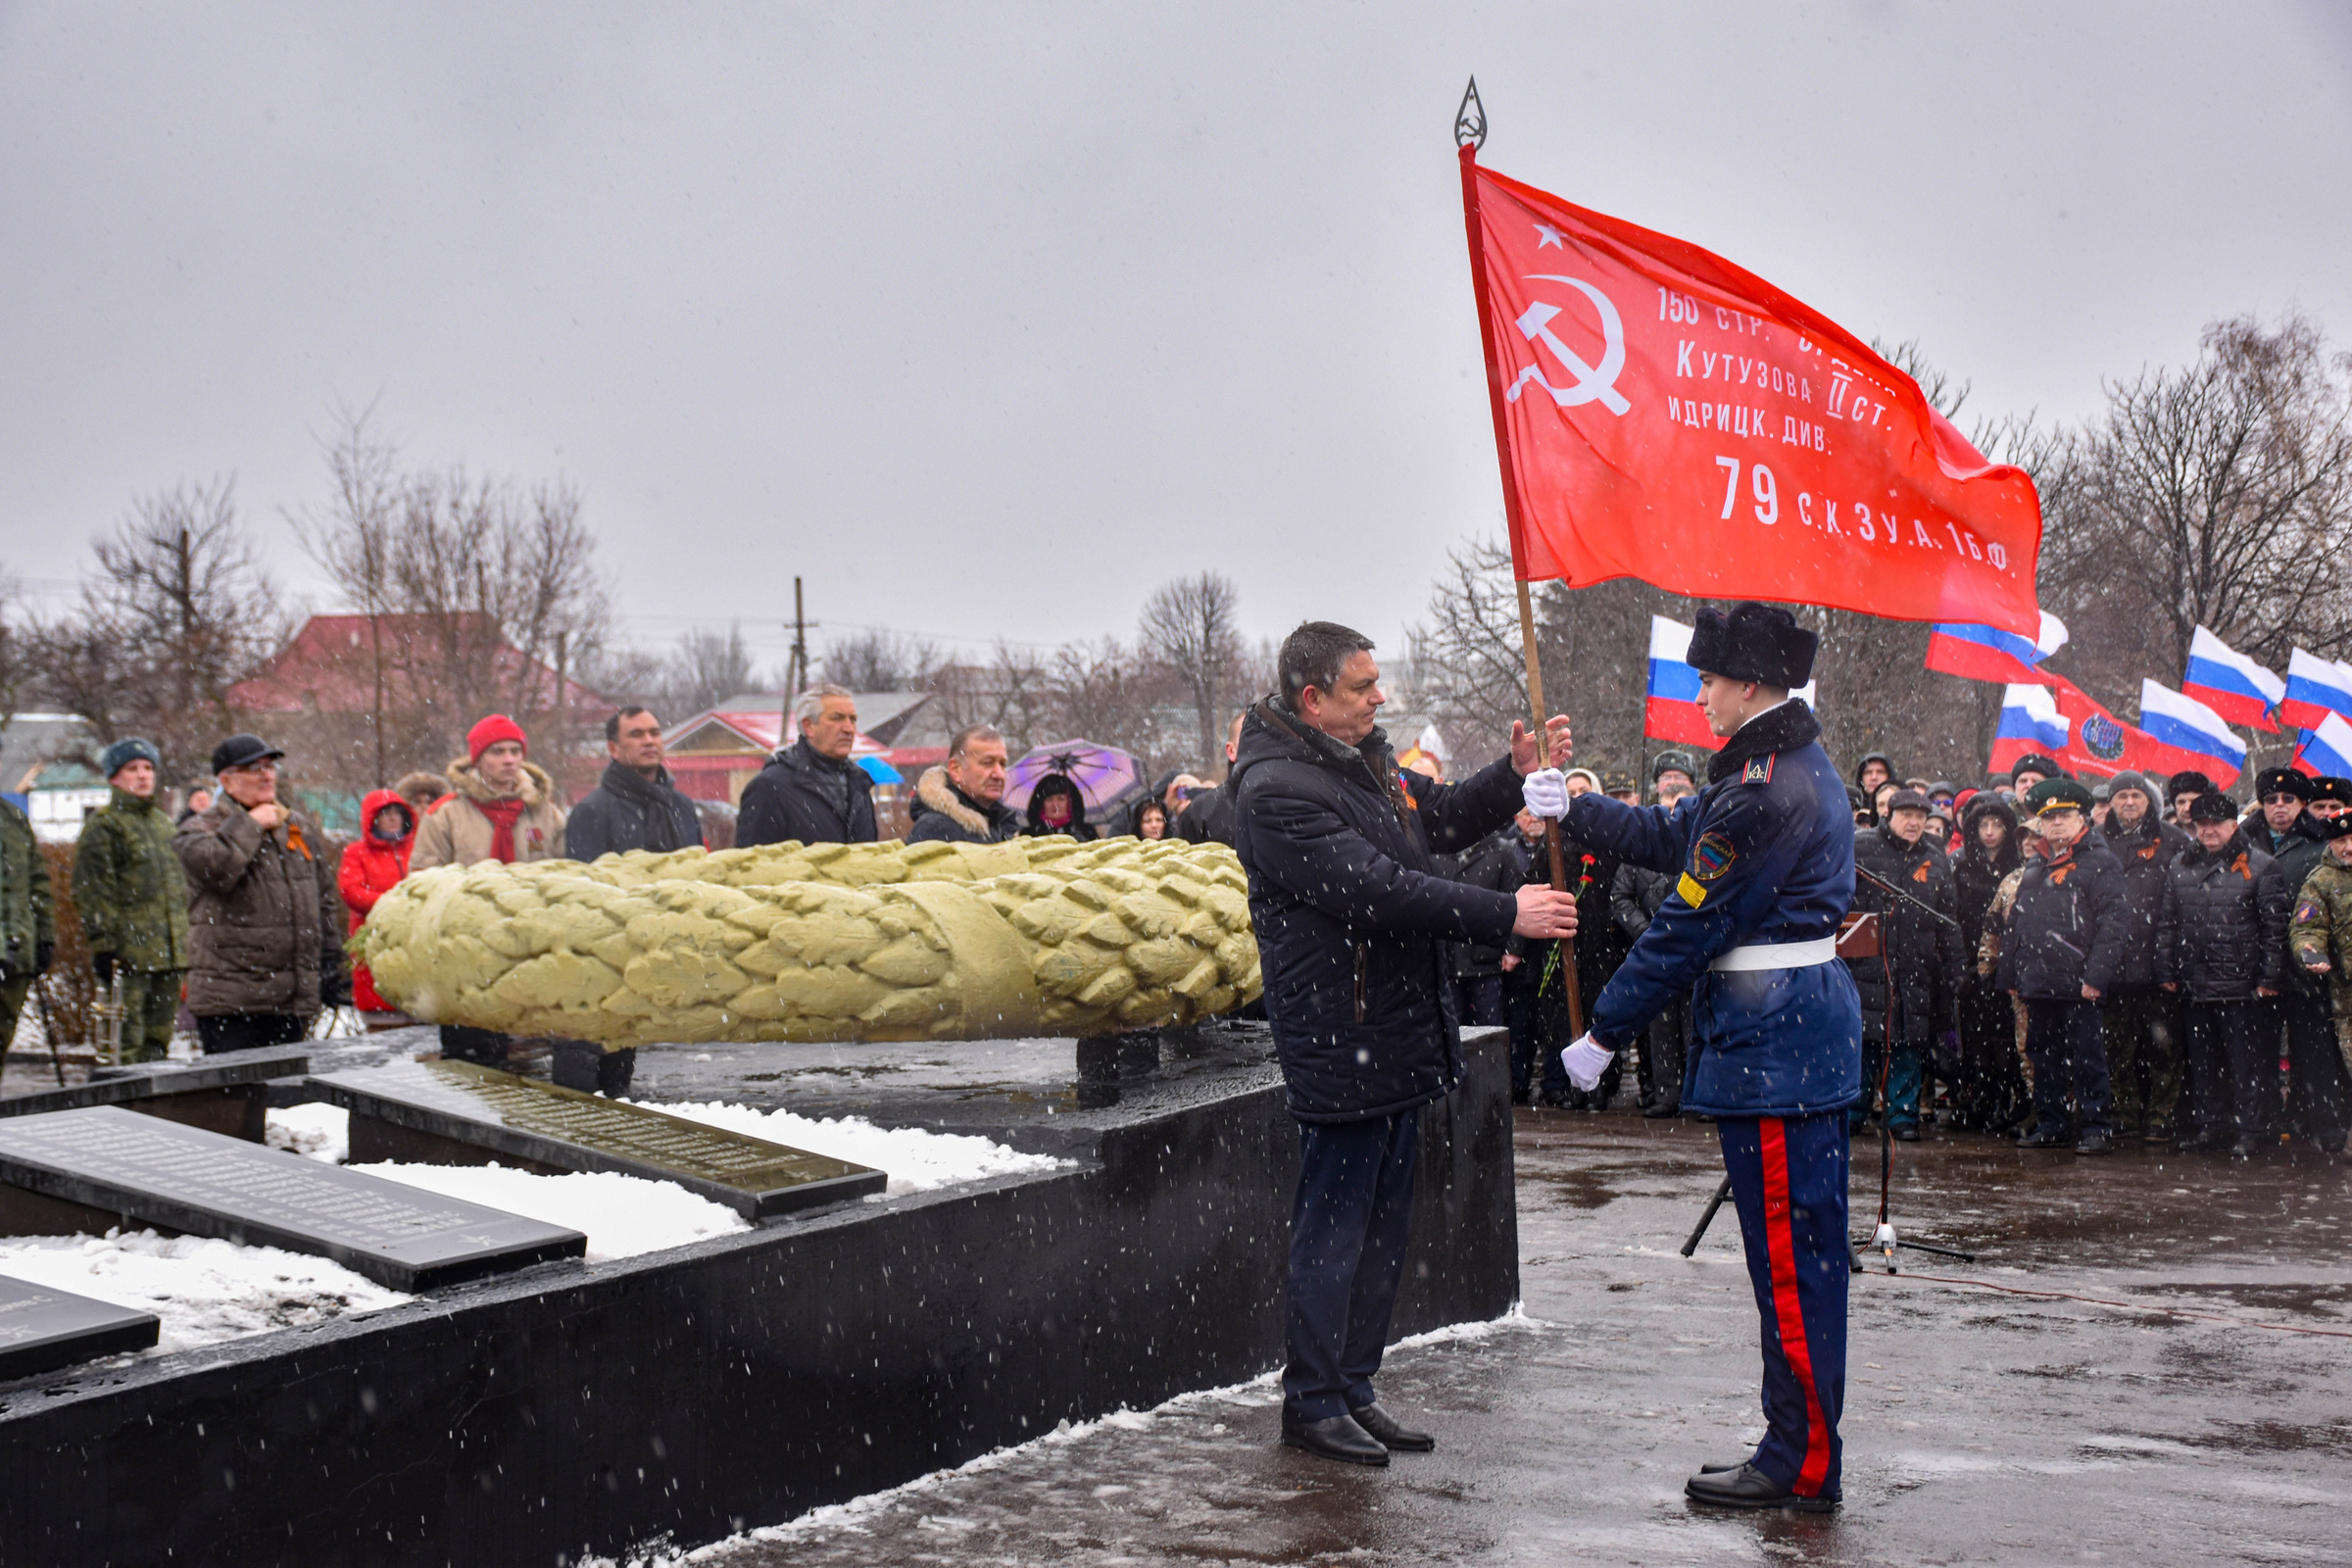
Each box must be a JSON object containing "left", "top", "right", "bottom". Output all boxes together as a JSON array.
[{"left": 0, "top": 1029, "right": 1516, "bottom": 1567}]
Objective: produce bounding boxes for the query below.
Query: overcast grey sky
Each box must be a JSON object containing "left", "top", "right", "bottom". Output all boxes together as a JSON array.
[{"left": 4, "top": 3, "right": 2348, "bottom": 674}]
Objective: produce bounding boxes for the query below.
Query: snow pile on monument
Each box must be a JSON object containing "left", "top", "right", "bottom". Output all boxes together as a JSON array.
[{"left": 356, "top": 835, "right": 1261, "bottom": 1048}]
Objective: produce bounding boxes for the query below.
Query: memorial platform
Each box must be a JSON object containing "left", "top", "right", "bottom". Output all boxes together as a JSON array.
[{"left": 0, "top": 1021, "right": 1519, "bottom": 1566}]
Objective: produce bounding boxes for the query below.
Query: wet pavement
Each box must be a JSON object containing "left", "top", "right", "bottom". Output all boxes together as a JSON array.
[{"left": 685, "top": 1105, "right": 2352, "bottom": 1567}]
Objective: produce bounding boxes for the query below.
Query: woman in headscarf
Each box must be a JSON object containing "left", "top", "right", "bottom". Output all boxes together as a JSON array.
[
  {"left": 1953, "top": 791, "right": 2027, "bottom": 1131},
  {"left": 1022, "top": 772, "right": 1098, "bottom": 841}
]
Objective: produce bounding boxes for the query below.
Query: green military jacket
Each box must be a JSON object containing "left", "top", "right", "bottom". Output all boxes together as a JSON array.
[
  {"left": 73, "top": 787, "right": 190, "bottom": 972},
  {"left": 1, "top": 798, "right": 54, "bottom": 971},
  {"left": 2289, "top": 858, "right": 2352, "bottom": 1016}
]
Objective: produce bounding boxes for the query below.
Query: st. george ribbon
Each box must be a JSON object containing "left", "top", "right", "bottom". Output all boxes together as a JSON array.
[{"left": 1459, "top": 145, "right": 2044, "bottom": 634}]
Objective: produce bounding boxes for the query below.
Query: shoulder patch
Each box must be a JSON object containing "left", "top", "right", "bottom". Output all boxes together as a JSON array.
[
  {"left": 1691, "top": 831, "right": 1739, "bottom": 881},
  {"left": 2298, "top": 900, "right": 2322, "bottom": 923},
  {"left": 1676, "top": 870, "right": 1709, "bottom": 907},
  {"left": 1741, "top": 755, "right": 1774, "bottom": 786}
]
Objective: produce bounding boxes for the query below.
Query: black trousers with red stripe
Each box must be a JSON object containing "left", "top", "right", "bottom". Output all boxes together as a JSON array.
[{"left": 1719, "top": 1112, "right": 1848, "bottom": 1500}]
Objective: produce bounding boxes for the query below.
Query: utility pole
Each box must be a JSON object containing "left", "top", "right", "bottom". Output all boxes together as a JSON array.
[{"left": 778, "top": 577, "right": 811, "bottom": 749}]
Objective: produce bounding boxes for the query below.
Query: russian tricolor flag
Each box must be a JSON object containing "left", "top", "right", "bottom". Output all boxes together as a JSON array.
[
  {"left": 2139, "top": 679, "right": 2246, "bottom": 787},
  {"left": 2181, "top": 625, "right": 2283, "bottom": 732},
  {"left": 2294, "top": 711, "right": 2352, "bottom": 780},
  {"left": 1926, "top": 611, "right": 2069, "bottom": 685},
  {"left": 1988, "top": 683, "right": 2067, "bottom": 772},
  {"left": 2281, "top": 647, "right": 2352, "bottom": 731},
  {"left": 1644, "top": 614, "right": 1813, "bottom": 753}
]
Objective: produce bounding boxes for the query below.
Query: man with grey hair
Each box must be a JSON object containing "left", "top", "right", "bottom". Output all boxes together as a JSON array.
[
  {"left": 907, "top": 724, "right": 1020, "bottom": 845},
  {"left": 738, "top": 684, "right": 877, "bottom": 847}
]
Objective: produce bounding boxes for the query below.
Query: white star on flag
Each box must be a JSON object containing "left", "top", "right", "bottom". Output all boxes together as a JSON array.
[{"left": 1533, "top": 223, "right": 1566, "bottom": 248}]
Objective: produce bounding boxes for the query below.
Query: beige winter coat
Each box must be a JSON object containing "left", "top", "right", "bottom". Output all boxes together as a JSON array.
[{"left": 409, "top": 759, "right": 568, "bottom": 871}]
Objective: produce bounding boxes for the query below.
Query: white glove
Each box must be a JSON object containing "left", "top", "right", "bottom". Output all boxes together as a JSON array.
[
  {"left": 1523, "top": 767, "right": 1570, "bottom": 819},
  {"left": 1560, "top": 1033, "right": 1614, "bottom": 1093}
]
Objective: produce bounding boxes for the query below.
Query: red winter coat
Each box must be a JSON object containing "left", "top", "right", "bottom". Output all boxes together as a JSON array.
[{"left": 338, "top": 789, "right": 416, "bottom": 1013}]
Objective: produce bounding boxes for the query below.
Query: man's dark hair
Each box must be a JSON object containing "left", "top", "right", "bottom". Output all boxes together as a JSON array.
[
  {"left": 606, "top": 706, "right": 657, "bottom": 744},
  {"left": 1279, "top": 621, "right": 1375, "bottom": 708}
]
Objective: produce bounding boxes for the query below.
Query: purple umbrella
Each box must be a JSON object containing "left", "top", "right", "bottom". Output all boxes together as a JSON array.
[{"left": 1004, "top": 740, "right": 1144, "bottom": 812}]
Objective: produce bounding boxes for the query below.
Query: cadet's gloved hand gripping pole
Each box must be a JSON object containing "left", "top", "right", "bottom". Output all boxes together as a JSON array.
[{"left": 1516, "top": 579, "right": 1584, "bottom": 1038}]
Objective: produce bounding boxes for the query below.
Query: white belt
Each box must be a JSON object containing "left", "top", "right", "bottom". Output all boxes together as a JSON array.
[{"left": 1709, "top": 936, "right": 1838, "bottom": 972}]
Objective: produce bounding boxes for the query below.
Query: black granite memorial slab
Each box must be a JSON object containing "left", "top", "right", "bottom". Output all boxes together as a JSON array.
[
  {"left": 0, "top": 1106, "right": 584, "bottom": 1291},
  {"left": 0, "top": 1047, "right": 310, "bottom": 1142},
  {"left": 314, "top": 1060, "right": 886, "bottom": 1218},
  {"left": 0, "top": 1271, "right": 159, "bottom": 1380}
]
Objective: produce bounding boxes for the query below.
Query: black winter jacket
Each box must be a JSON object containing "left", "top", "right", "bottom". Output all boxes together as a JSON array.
[
  {"left": 1953, "top": 794, "right": 2021, "bottom": 977},
  {"left": 1848, "top": 824, "right": 1961, "bottom": 1044},
  {"left": 1230, "top": 698, "right": 1522, "bottom": 1123},
  {"left": 2156, "top": 831, "right": 2291, "bottom": 1001},
  {"left": 2089, "top": 808, "right": 2189, "bottom": 989},
  {"left": 2266, "top": 820, "right": 2333, "bottom": 999},
  {"left": 1173, "top": 783, "right": 1236, "bottom": 848},
  {"left": 1438, "top": 827, "right": 1523, "bottom": 978},
  {"left": 738, "top": 739, "right": 878, "bottom": 848},
  {"left": 564, "top": 761, "right": 706, "bottom": 861},
  {"left": 1610, "top": 858, "right": 1675, "bottom": 946},
  {"left": 1994, "top": 838, "right": 2131, "bottom": 1001},
  {"left": 905, "top": 765, "right": 1020, "bottom": 846}
]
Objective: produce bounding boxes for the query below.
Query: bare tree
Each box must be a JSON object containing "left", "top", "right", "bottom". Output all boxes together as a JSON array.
[
  {"left": 39, "top": 477, "right": 284, "bottom": 783},
  {"left": 1139, "top": 571, "right": 1247, "bottom": 766},
  {"left": 820, "top": 629, "right": 941, "bottom": 692},
  {"left": 663, "top": 623, "right": 760, "bottom": 715},
  {"left": 288, "top": 414, "right": 613, "bottom": 787}
]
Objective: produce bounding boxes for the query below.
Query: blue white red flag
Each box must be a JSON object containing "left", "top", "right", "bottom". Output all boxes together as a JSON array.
[
  {"left": 2293, "top": 711, "right": 2352, "bottom": 780},
  {"left": 2281, "top": 647, "right": 2352, "bottom": 731},
  {"left": 2138, "top": 679, "right": 2246, "bottom": 786},
  {"left": 1925, "top": 611, "right": 2069, "bottom": 684},
  {"left": 2181, "top": 625, "right": 2282, "bottom": 732},
  {"left": 1988, "top": 683, "right": 2066, "bottom": 773}
]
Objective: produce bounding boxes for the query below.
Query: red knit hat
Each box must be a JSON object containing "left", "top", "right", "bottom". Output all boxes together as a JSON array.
[{"left": 467, "top": 713, "right": 528, "bottom": 763}]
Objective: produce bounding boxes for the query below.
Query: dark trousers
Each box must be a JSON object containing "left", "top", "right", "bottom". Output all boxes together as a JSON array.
[
  {"left": 1958, "top": 979, "right": 2027, "bottom": 1127},
  {"left": 1283, "top": 1108, "right": 1418, "bottom": 1424},
  {"left": 1639, "top": 996, "right": 1690, "bottom": 1112},
  {"left": 2182, "top": 1000, "right": 2264, "bottom": 1141},
  {"left": 1720, "top": 1112, "right": 1848, "bottom": 1501},
  {"left": 440, "top": 1025, "right": 512, "bottom": 1066},
  {"left": 2101, "top": 986, "right": 2183, "bottom": 1135},
  {"left": 2023, "top": 998, "right": 2112, "bottom": 1140},
  {"left": 1451, "top": 974, "right": 1505, "bottom": 1029},
  {"left": 196, "top": 1012, "right": 310, "bottom": 1054},
  {"left": 2281, "top": 989, "right": 2349, "bottom": 1151},
  {"left": 1503, "top": 970, "right": 1560, "bottom": 1100},
  {"left": 1856, "top": 1030, "right": 1926, "bottom": 1130}
]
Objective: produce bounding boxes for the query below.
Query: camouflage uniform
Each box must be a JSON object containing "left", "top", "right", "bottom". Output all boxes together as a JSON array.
[
  {"left": 2288, "top": 856, "right": 2352, "bottom": 1080},
  {"left": 73, "top": 786, "right": 191, "bottom": 1062}
]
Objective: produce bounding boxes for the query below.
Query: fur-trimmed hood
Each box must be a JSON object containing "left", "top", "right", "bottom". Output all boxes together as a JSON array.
[
  {"left": 906, "top": 764, "right": 1020, "bottom": 845},
  {"left": 442, "top": 756, "right": 556, "bottom": 808}
]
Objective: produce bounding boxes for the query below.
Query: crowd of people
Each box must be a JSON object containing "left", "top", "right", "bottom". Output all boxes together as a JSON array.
[{"left": 1450, "top": 744, "right": 2352, "bottom": 1162}]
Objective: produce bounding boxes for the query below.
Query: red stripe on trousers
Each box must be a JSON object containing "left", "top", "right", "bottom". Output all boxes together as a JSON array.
[{"left": 1759, "top": 1117, "right": 1832, "bottom": 1496}]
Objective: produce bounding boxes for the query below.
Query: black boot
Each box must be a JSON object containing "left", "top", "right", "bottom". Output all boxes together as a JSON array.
[{"left": 1349, "top": 1402, "right": 1434, "bottom": 1452}]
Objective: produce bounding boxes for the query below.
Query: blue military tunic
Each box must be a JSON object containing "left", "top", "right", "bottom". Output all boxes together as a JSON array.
[
  {"left": 1560, "top": 700, "right": 1862, "bottom": 1116},
  {"left": 1557, "top": 695, "right": 1860, "bottom": 1503}
]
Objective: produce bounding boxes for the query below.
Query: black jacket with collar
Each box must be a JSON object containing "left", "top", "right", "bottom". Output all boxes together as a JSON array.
[
  {"left": 2156, "top": 829, "right": 2292, "bottom": 1002},
  {"left": 1229, "top": 697, "right": 1522, "bottom": 1123},
  {"left": 1994, "top": 836, "right": 2131, "bottom": 1002},
  {"left": 904, "top": 764, "right": 1020, "bottom": 845},
  {"left": 564, "top": 760, "right": 706, "bottom": 861},
  {"left": 2097, "top": 808, "right": 2192, "bottom": 989},
  {"left": 738, "top": 738, "right": 879, "bottom": 848},
  {"left": 1848, "top": 822, "right": 1962, "bottom": 1044}
]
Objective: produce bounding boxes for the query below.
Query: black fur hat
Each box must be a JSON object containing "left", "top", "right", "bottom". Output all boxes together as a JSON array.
[{"left": 1685, "top": 603, "right": 1817, "bottom": 689}]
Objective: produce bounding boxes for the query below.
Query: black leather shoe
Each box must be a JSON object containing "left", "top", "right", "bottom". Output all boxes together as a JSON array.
[
  {"left": 1281, "top": 1413, "right": 1389, "bottom": 1466},
  {"left": 2015, "top": 1127, "right": 2071, "bottom": 1149},
  {"left": 1349, "top": 1402, "right": 1435, "bottom": 1452},
  {"left": 1643, "top": 1101, "right": 1682, "bottom": 1119},
  {"left": 1891, "top": 1123, "right": 1921, "bottom": 1143},
  {"left": 1697, "top": 1454, "right": 1753, "bottom": 1474},
  {"left": 1685, "top": 1462, "right": 1837, "bottom": 1512},
  {"left": 2075, "top": 1129, "right": 2115, "bottom": 1155}
]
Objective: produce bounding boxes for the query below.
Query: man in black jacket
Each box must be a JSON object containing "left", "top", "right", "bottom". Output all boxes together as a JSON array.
[
  {"left": 2095, "top": 770, "right": 2190, "bottom": 1140},
  {"left": 2158, "top": 791, "right": 2292, "bottom": 1157},
  {"left": 1846, "top": 789, "right": 1961, "bottom": 1141},
  {"left": 1608, "top": 762, "right": 1698, "bottom": 1116},
  {"left": 1996, "top": 779, "right": 2131, "bottom": 1153},
  {"left": 906, "top": 726, "right": 1020, "bottom": 845},
  {"left": 1231, "top": 620, "right": 1576, "bottom": 1468},
  {"left": 1173, "top": 711, "right": 1248, "bottom": 848},
  {"left": 738, "top": 686, "right": 878, "bottom": 848},
  {"left": 564, "top": 708, "right": 706, "bottom": 861}
]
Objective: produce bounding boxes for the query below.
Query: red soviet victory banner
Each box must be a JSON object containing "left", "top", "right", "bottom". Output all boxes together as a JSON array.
[{"left": 1461, "top": 147, "right": 2043, "bottom": 634}]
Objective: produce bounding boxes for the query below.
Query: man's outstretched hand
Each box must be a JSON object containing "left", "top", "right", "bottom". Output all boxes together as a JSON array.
[
  {"left": 1510, "top": 715, "right": 1573, "bottom": 776},
  {"left": 1513, "top": 885, "right": 1579, "bottom": 939}
]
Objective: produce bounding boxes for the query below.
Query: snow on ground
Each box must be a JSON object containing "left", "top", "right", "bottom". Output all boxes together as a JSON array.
[
  {"left": 349, "top": 1162, "right": 750, "bottom": 1262},
  {"left": 265, "top": 1102, "right": 350, "bottom": 1163},
  {"left": 0, "top": 1231, "right": 410, "bottom": 1353},
  {"left": 638, "top": 1100, "right": 1071, "bottom": 1197}
]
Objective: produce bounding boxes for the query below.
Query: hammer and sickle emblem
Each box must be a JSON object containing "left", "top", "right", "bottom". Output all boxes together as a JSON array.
[{"left": 1505, "top": 274, "right": 1630, "bottom": 416}]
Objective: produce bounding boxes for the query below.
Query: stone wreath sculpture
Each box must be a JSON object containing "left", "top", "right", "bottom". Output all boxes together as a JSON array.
[{"left": 356, "top": 835, "right": 1262, "bottom": 1048}]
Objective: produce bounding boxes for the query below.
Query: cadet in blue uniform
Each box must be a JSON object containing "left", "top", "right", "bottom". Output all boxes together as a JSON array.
[{"left": 1524, "top": 603, "right": 1860, "bottom": 1512}]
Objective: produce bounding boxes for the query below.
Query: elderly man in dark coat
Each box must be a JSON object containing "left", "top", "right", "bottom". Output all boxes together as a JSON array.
[
  {"left": 738, "top": 686, "right": 877, "bottom": 848},
  {"left": 1230, "top": 620, "right": 1576, "bottom": 1468}
]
